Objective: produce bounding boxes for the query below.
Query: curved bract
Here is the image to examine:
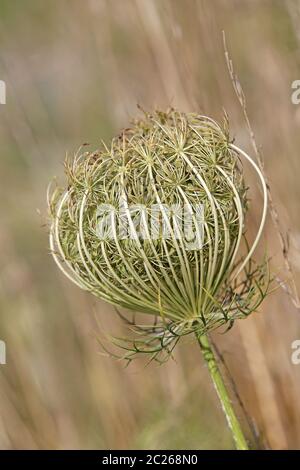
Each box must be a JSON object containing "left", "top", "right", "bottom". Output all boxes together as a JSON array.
[{"left": 49, "top": 109, "right": 268, "bottom": 359}]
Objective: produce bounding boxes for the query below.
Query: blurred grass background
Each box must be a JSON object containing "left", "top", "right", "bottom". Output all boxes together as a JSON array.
[{"left": 0, "top": 0, "right": 300, "bottom": 449}]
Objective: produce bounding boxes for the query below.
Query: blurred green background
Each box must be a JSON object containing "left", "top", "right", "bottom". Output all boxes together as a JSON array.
[{"left": 0, "top": 0, "right": 300, "bottom": 449}]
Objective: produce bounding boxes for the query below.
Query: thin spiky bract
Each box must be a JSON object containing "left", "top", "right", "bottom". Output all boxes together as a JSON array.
[{"left": 49, "top": 109, "right": 268, "bottom": 362}]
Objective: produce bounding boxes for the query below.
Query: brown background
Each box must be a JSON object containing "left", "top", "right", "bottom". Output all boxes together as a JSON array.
[{"left": 0, "top": 0, "right": 300, "bottom": 449}]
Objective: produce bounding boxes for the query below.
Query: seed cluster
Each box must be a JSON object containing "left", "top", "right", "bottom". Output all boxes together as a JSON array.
[{"left": 49, "top": 109, "right": 268, "bottom": 359}]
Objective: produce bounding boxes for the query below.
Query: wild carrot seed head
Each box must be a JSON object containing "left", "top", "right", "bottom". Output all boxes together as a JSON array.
[{"left": 49, "top": 109, "right": 268, "bottom": 360}]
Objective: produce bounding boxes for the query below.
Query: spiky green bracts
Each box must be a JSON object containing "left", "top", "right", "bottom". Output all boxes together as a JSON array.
[{"left": 49, "top": 110, "right": 268, "bottom": 356}]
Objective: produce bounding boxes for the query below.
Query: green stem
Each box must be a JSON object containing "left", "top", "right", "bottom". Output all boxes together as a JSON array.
[{"left": 196, "top": 333, "right": 249, "bottom": 450}]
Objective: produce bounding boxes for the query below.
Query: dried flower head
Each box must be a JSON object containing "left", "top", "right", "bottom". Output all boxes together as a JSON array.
[{"left": 48, "top": 109, "right": 268, "bottom": 361}]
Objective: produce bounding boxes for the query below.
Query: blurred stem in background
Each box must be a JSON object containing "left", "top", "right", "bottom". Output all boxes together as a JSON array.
[{"left": 197, "top": 333, "right": 249, "bottom": 450}]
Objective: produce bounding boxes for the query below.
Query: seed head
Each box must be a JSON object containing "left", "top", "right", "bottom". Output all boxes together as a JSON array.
[{"left": 48, "top": 109, "right": 268, "bottom": 361}]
